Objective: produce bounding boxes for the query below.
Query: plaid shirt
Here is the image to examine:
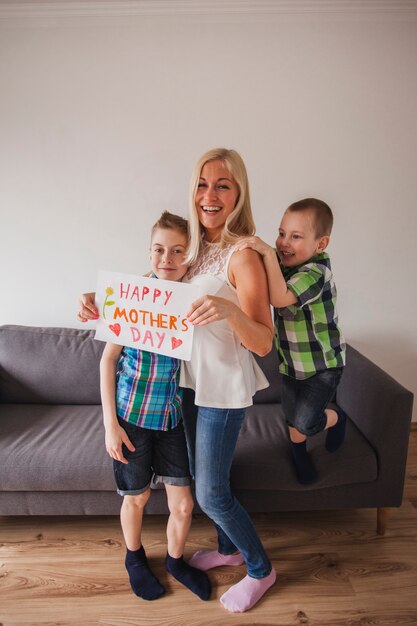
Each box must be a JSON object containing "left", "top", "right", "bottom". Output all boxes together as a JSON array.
[
  {"left": 116, "top": 347, "right": 182, "bottom": 430},
  {"left": 274, "top": 252, "right": 346, "bottom": 379}
]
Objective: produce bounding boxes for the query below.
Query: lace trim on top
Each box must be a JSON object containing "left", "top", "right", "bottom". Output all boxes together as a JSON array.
[{"left": 186, "top": 240, "right": 234, "bottom": 280}]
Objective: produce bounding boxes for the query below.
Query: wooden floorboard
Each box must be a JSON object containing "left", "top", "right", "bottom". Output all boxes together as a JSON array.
[{"left": 1, "top": 427, "right": 417, "bottom": 626}]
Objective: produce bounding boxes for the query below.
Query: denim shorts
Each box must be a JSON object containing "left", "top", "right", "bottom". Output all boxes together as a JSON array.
[
  {"left": 113, "top": 417, "right": 191, "bottom": 496},
  {"left": 281, "top": 368, "right": 344, "bottom": 436}
]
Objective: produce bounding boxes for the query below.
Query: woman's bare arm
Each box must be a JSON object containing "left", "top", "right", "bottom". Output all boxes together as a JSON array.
[
  {"left": 186, "top": 248, "right": 273, "bottom": 356},
  {"left": 236, "top": 237, "right": 297, "bottom": 307}
]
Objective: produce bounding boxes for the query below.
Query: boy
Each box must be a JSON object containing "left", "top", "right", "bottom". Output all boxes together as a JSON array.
[
  {"left": 100, "top": 211, "right": 210, "bottom": 601},
  {"left": 237, "top": 198, "right": 346, "bottom": 484}
]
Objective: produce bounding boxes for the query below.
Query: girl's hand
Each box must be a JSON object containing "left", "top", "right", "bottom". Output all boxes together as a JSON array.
[
  {"left": 77, "top": 292, "right": 99, "bottom": 322},
  {"left": 235, "top": 236, "right": 274, "bottom": 258},
  {"left": 105, "top": 424, "right": 135, "bottom": 464},
  {"left": 187, "top": 295, "right": 239, "bottom": 326}
]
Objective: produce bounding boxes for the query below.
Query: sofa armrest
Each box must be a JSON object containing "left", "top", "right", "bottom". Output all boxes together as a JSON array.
[{"left": 336, "top": 345, "right": 413, "bottom": 500}]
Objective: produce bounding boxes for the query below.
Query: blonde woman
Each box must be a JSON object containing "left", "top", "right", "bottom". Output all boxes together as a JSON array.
[{"left": 78, "top": 148, "right": 276, "bottom": 612}]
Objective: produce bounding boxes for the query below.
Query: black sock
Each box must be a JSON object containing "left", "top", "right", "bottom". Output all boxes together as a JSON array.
[
  {"left": 290, "top": 440, "right": 318, "bottom": 485},
  {"left": 125, "top": 546, "right": 165, "bottom": 600},
  {"left": 165, "top": 553, "right": 211, "bottom": 601},
  {"left": 326, "top": 408, "right": 347, "bottom": 452}
]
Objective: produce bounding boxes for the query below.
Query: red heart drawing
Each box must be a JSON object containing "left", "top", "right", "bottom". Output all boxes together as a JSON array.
[
  {"left": 171, "top": 337, "right": 183, "bottom": 350},
  {"left": 109, "top": 323, "right": 121, "bottom": 337}
]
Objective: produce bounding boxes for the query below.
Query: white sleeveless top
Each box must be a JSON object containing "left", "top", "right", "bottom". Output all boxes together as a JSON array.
[{"left": 180, "top": 240, "right": 269, "bottom": 408}]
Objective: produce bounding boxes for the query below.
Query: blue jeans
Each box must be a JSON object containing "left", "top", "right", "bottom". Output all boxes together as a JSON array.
[{"left": 182, "top": 391, "right": 272, "bottom": 578}]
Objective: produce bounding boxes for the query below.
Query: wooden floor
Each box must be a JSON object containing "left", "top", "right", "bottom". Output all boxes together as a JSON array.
[{"left": 1, "top": 428, "right": 417, "bottom": 626}]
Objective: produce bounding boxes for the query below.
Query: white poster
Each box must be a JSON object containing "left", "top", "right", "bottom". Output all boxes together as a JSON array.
[{"left": 94, "top": 270, "right": 200, "bottom": 361}]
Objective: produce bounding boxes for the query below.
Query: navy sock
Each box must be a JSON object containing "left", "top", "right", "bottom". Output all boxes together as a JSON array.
[
  {"left": 165, "top": 553, "right": 211, "bottom": 601},
  {"left": 290, "top": 440, "right": 318, "bottom": 485},
  {"left": 125, "top": 546, "right": 165, "bottom": 600},
  {"left": 326, "top": 408, "right": 347, "bottom": 452}
]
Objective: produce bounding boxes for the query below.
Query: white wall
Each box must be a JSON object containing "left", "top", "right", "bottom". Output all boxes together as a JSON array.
[{"left": 1, "top": 2, "right": 416, "bottom": 419}]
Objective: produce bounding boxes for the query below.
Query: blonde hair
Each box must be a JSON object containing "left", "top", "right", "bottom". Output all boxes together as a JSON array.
[{"left": 187, "top": 148, "right": 256, "bottom": 265}]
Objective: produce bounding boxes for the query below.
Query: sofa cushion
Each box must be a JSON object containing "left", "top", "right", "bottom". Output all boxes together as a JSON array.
[
  {"left": 0, "top": 325, "right": 104, "bottom": 405},
  {"left": 0, "top": 404, "right": 114, "bottom": 491},
  {"left": 232, "top": 403, "right": 378, "bottom": 491}
]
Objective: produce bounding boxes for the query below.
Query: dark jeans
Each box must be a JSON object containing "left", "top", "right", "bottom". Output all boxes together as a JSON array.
[
  {"left": 113, "top": 417, "right": 191, "bottom": 496},
  {"left": 281, "top": 368, "right": 344, "bottom": 436}
]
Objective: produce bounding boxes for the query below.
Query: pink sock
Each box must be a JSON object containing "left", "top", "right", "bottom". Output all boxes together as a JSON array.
[
  {"left": 220, "top": 568, "right": 276, "bottom": 612},
  {"left": 187, "top": 549, "right": 244, "bottom": 571}
]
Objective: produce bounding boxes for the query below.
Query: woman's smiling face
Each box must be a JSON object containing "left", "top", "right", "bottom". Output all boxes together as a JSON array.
[{"left": 195, "top": 159, "right": 239, "bottom": 242}]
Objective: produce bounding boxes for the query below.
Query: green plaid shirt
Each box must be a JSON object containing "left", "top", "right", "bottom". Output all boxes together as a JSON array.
[{"left": 274, "top": 252, "right": 346, "bottom": 379}]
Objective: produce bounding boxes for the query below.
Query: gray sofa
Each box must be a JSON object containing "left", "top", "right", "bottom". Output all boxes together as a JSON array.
[{"left": 0, "top": 324, "right": 413, "bottom": 534}]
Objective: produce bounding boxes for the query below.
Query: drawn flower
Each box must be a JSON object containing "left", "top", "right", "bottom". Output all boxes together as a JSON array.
[{"left": 102, "top": 286, "right": 115, "bottom": 320}]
